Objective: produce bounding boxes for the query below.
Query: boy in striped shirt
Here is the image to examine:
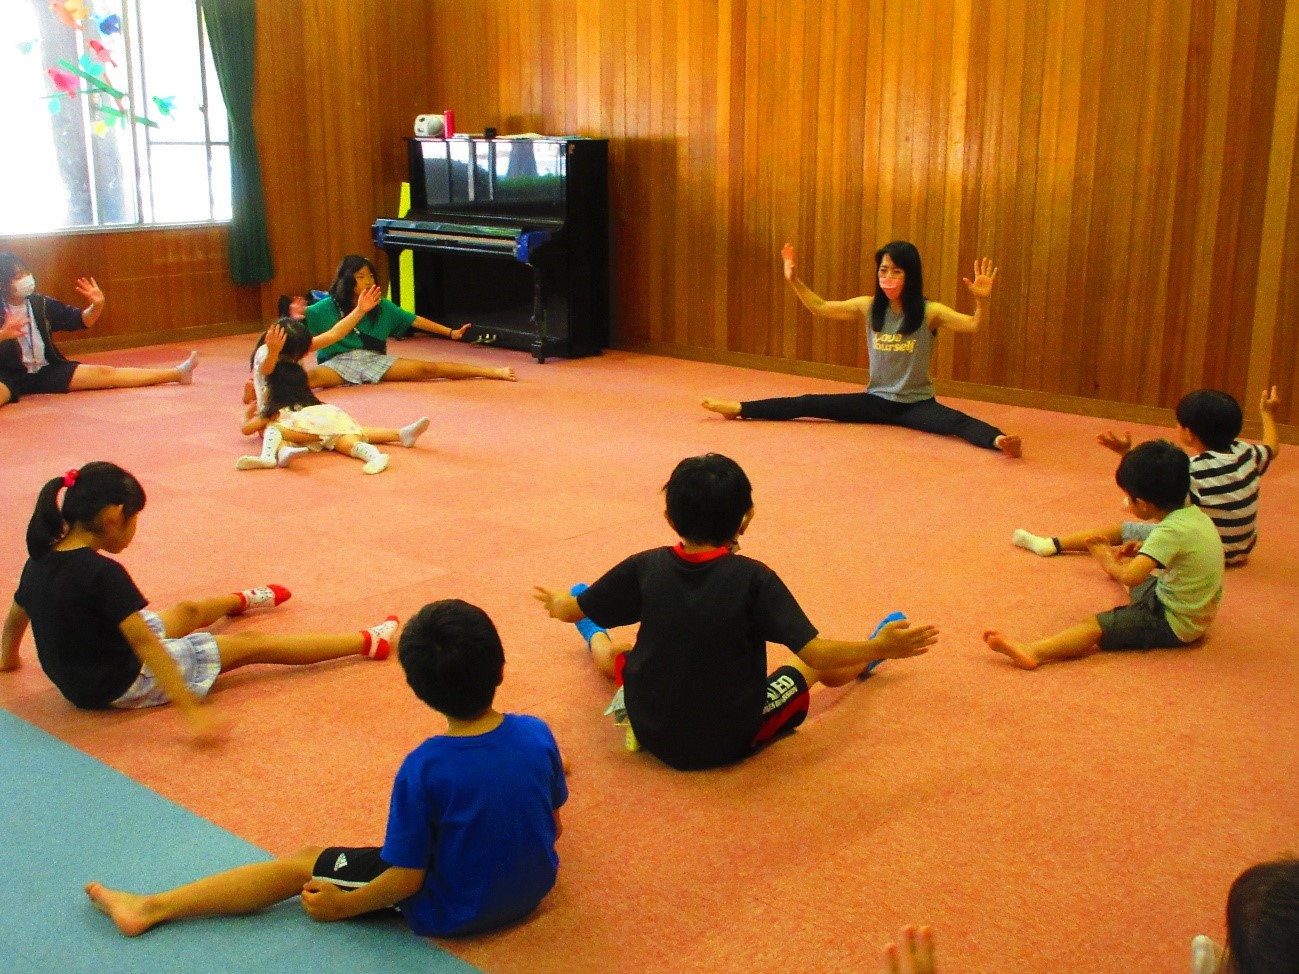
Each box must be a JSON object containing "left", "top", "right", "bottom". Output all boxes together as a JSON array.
[{"left": 1013, "top": 387, "right": 1280, "bottom": 566}]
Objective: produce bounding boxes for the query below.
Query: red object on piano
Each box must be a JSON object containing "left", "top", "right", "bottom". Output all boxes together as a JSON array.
[{"left": 443, "top": 109, "right": 455, "bottom": 138}]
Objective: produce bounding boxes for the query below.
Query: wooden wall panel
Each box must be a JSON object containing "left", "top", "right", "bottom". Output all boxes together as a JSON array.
[{"left": 3, "top": 0, "right": 1295, "bottom": 430}]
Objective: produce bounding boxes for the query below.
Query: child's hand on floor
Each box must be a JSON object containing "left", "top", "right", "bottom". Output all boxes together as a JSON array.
[
  {"left": 183, "top": 707, "right": 231, "bottom": 748},
  {"left": 1096, "top": 430, "right": 1132, "bottom": 454},
  {"left": 882, "top": 924, "right": 937, "bottom": 974},
  {"left": 872, "top": 620, "right": 938, "bottom": 659}
]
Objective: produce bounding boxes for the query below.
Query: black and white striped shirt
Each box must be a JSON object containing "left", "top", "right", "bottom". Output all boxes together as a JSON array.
[{"left": 1189, "top": 441, "right": 1274, "bottom": 564}]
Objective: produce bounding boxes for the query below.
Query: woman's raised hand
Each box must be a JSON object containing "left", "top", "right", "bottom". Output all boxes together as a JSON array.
[
  {"left": 356, "top": 284, "right": 382, "bottom": 314},
  {"left": 961, "top": 258, "right": 998, "bottom": 300},
  {"left": 781, "top": 242, "right": 797, "bottom": 281},
  {"left": 75, "top": 276, "right": 105, "bottom": 307}
]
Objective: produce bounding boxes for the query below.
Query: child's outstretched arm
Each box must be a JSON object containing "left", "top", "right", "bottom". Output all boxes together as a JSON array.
[
  {"left": 1260, "top": 385, "right": 1281, "bottom": 457},
  {"left": 307, "top": 285, "right": 383, "bottom": 351},
  {"left": 1096, "top": 430, "right": 1132, "bottom": 455},
  {"left": 1086, "top": 536, "right": 1156, "bottom": 587},
  {"left": 118, "top": 613, "right": 227, "bottom": 745},
  {"left": 1, "top": 602, "right": 29, "bottom": 671},
  {"left": 300, "top": 865, "right": 425, "bottom": 922},
  {"left": 533, "top": 586, "right": 585, "bottom": 623},
  {"left": 798, "top": 619, "right": 938, "bottom": 671}
]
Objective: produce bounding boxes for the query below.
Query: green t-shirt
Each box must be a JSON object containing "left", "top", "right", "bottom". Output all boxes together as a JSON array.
[
  {"left": 1139, "top": 505, "right": 1224, "bottom": 641},
  {"left": 305, "top": 297, "right": 417, "bottom": 364}
]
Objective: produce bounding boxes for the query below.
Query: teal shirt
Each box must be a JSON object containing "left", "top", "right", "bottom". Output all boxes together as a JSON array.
[
  {"left": 1139, "top": 505, "right": 1224, "bottom": 642},
  {"left": 305, "top": 297, "right": 417, "bottom": 364}
]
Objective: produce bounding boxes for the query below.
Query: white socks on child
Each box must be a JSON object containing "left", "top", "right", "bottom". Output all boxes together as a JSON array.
[
  {"left": 236, "top": 426, "right": 283, "bottom": 470},
  {"left": 399, "top": 417, "right": 430, "bottom": 448},
  {"left": 361, "top": 616, "right": 400, "bottom": 660},
  {"left": 176, "top": 351, "right": 199, "bottom": 385},
  {"left": 1012, "top": 529, "right": 1059, "bottom": 557},
  {"left": 277, "top": 444, "right": 310, "bottom": 468},
  {"left": 350, "top": 441, "right": 390, "bottom": 475}
]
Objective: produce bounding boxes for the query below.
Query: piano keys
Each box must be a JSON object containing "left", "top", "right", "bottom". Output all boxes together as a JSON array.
[{"left": 372, "top": 137, "right": 610, "bottom": 363}]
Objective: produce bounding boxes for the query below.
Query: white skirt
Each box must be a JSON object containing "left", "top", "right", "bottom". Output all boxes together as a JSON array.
[{"left": 272, "top": 403, "right": 364, "bottom": 450}]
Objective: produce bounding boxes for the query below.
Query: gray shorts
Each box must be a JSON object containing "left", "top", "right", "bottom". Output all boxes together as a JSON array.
[
  {"left": 315, "top": 350, "right": 396, "bottom": 385},
  {"left": 1095, "top": 578, "right": 1189, "bottom": 651},
  {"left": 110, "top": 611, "right": 222, "bottom": 709}
]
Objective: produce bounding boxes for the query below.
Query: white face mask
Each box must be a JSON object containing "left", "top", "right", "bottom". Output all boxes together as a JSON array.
[{"left": 12, "top": 274, "right": 36, "bottom": 299}]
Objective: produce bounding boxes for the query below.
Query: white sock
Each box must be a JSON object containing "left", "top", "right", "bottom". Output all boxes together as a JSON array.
[
  {"left": 1012, "top": 529, "right": 1059, "bottom": 557},
  {"left": 399, "top": 417, "right": 430, "bottom": 448},
  {"left": 176, "top": 351, "right": 199, "bottom": 385},
  {"left": 276, "top": 444, "right": 310, "bottom": 468},
  {"left": 350, "top": 441, "right": 389, "bottom": 474}
]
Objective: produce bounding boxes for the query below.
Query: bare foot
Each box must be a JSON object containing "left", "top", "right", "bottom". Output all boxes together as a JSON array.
[
  {"left": 995, "top": 434, "right": 1023, "bottom": 458},
  {"left": 85, "top": 882, "right": 164, "bottom": 937},
  {"left": 492, "top": 367, "right": 518, "bottom": 381},
  {"left": 982, "top": 630, "right": 1039, "bottom": 670},
  {"left": 701, "top": 398, "right": 742, "bottom": 419},
  {"left": 242, "top": 377, "right": 255, "bottom": 404}
]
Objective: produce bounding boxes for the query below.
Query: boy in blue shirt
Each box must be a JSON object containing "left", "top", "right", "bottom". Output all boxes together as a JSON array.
[
  {"left": 87, "top": 600, "right": 567, "bottom": 938},
  {"left": 986, "top": 440, "right": 1224, "bottom": 669}
]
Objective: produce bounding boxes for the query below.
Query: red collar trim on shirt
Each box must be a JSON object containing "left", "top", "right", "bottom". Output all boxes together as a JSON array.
[{"left": 672, "top": 542, "right": 732, "bottom": 563}]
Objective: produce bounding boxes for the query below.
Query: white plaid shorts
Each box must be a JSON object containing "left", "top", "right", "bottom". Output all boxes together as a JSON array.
[
  {"left": 315, "top": 350, "right": 396, "bottom": 385},
  {"left": 110, "top": 611, "right": 222, "bottom": 709}
]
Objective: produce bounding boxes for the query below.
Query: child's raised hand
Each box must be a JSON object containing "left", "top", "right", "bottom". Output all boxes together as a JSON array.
[
  {"left": 1096, "top": 430, "right": 1132, "bottom": 455},
  {"left": 1260, "top": 385, "right": 1280, "bottom": 415},
  {"left": 882, "top": 925, "right": 937, "bottom": 974},
  {"left": 873, "top": 619, "right": 939, "bottom": 659},
  {"left": 961, "top": 258, "right": 998, "bottom": 300},
  {"left": 781, "top": 242, "right": 797, "bottom": 281},
  {"left": 74, "top": 276, "right": 105, "bottom": 307},
  {"left": 356, "top": 284, "right": 382, "bottom": 314},
  {"left": 265, "top": 322, "right": 288, "bottom": 358},
  {"left": 300, "top": 879, "right": 351, "bottom": 922}
]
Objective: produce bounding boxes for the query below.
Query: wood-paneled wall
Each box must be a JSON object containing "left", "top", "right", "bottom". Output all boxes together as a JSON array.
[{"left": 4, "top": 0, "right": 1296, "bottom": 428}]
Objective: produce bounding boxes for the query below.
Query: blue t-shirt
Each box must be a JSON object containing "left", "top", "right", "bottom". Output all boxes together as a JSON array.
[{"left": 382, "top": 713, "right": 567, "bottom": 936}]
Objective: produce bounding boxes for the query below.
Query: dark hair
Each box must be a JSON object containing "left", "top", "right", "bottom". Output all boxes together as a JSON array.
[
  {"left": 249, "top": 317, "right": 313, "bottom": 370},
  {"left": 663, "top": 453, "right": 753, "bottom": 547},
  {"left": 1225, "top": 858, "right": 1299, "bottom": 974},
  {"left": 397, "top": 600, "right": 505, "bottom": 720},
  {"left": 870, "top": 241, "right": 927, "bottom": 335},
  {"left": 1114, "top": 439, "right": 1190, "bottom": 512},
  {"left": 0, "top": 252, "right": 25, "bottom": 285},
  {"left": 25, "top": 462, "right": 146, "bottom": 558},
  {"left": 260, "top": 359, "right": 322, "bottom": 419},
  {"left": 1176, "top": 389, "right": 1243, "bottom": 452},
  {"left": 326, "top": 255, "right": 377, "bottom": 316}
]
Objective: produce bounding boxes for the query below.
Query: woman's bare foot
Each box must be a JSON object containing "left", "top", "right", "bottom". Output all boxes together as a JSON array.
[
  {"left": 85, "top": 882, "right": 165, "bottom": 937},
  {"left": 983, "top": 630, "right": 1039, "bottom": 670},
  {"left": 701, "top": 398, "right": 742, "bottom": 419},
  {"left": 492, "top": 367, "right": 517, "bottom": 381},
  {"left": 995, "top": 434, "right": 1023, "bottom": 458}
]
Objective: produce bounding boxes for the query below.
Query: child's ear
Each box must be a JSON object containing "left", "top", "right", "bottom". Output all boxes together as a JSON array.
[
  {"left": 663, "top": 509, "right": 676, "bottom": 533},
  {"left": 738, "top": 507, "right": 754, "bottom": 535}
]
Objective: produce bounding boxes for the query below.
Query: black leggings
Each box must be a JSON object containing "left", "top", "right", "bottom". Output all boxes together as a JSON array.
[{"left": 739, "top": 392, "right": 1004, "bottom": 450}]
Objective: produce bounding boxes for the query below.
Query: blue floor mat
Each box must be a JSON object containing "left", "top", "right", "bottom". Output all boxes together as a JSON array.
[{"left": 0, "top": 709, "right": 483, "bottom": 974}]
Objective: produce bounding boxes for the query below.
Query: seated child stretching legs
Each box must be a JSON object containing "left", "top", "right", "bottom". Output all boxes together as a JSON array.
[
  {"left": 534, "top": 453, "right": 939, "bottom": 771},
  {"left": 237, "top": 317, "right": 430, "bottom": 474},
  {"left": 1014, "top": 387, "right": 1280, "bottom": 566},
  {"left": 986, "top": 439, "right": 1224, "bottom": 669},
  {"left": 86, "top": 599, "right": 568, "bottom": 938},
  {"left": 0, "top": 463, "right": 397, "bottom": 743}
]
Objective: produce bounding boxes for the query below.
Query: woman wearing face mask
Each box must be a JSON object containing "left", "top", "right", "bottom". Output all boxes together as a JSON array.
[
  {"left": 0, "top": 252, "right": 197, "bottom": 410},
  {"left": 702, "top": 241, "right": 1021, "bottom": 456}
]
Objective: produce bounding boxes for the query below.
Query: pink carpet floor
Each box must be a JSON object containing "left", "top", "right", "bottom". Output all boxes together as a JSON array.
[{"left": 1, "top": 333, "right": 1295, "bottom": 974}]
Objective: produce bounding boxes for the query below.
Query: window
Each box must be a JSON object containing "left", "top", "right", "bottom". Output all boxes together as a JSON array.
[{"left": 1, "top": 0, "right": 230, "bottom": 234}]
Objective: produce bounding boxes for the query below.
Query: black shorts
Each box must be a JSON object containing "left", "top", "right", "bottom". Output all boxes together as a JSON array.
[
  {"left": 751, "top": 665, "right": 810, "bottom": 748},
  {"left": 0, "top": 361, "right": 79, "bottom": 403},
  {"left": 312, "top": 846, "right": 402, "bottom": 917},
  {"left": 1096, "top": 578, "right": 1190, "bottom": 651}
]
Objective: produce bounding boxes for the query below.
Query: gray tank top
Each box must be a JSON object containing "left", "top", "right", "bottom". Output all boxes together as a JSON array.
[{"left": 866, "top": 303, "right": 935, "bottom": 403}]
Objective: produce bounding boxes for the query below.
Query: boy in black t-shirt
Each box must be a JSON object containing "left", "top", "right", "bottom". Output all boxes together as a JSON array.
[{"left": 534, "top": 453, "right": 938, "bottom": 770}]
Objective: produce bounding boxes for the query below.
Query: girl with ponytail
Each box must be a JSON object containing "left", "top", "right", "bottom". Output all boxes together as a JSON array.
[{"left": 2, "top": 463, "right": 399, "bottom": 742}]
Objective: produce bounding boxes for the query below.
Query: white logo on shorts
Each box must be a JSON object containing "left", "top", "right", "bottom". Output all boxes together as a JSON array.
[{"left": 334, "top": 852, "right": 349, "bottom": 871}]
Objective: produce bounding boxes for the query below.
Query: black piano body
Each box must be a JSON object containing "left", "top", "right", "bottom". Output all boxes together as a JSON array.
[{"left": 373, "top": 137, "right": 609, "bottom": 362}]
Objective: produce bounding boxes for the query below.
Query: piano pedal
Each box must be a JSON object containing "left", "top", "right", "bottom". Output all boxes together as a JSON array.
[{"left": 473, "top": 332, "right": 498, "bottom": 346}]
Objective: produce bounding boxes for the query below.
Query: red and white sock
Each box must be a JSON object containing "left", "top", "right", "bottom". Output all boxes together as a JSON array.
[
  {"left": 361, "top": 615, "right": 400, "bottom": 660},
  {"left": 231, "top": 584, "right": 292, "bottom": 614}
]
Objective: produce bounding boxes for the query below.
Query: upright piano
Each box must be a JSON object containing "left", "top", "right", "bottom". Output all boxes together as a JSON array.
[{"left": 372, "top": 136, "right": 609, "bottom": 362}]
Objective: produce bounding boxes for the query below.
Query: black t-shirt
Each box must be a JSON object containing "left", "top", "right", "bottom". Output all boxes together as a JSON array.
[
  {"left": 14, "top": 548, "right": 148, "bottom": 708},
  {"left": 577, "top": 546, "right": 817, "bottom": 770}
]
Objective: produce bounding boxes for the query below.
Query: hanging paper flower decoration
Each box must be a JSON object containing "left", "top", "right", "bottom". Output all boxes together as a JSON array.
[
  {"left": 78, "top": 52, "right": 104, "bottom": 77},
  {"left": 17, "top": 39, "right": 40, "bottom": 55},
  {"left": 46, "top": 67, "right": 80, "bottom": 97},
  {"left": 152, "top": 95, "right": 175, "bottom": 117},
  {"left": 87, "top": 40, "right": 117, "bottom": 68},
  {"left": 49, "top": 2, "right": 83, "bottom": 30},
  {"left": 97, "top": 14, "right": 121, "bottom": 35}
]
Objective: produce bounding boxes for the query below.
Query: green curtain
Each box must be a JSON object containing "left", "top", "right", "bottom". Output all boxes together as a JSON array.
[{"left": 201, "top": 0, "right": 273, "bottom": 284}]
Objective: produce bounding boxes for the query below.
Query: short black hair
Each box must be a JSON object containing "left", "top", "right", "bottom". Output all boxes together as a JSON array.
[
  {"left": 1114, "top": 439, "right": 1190, "bottom": 512},
  {"left": 1175, "top": 389, "right": 1243, "bottom": 452},
  {"left": 1226, "top": 858, "right": 1299, "bottom": 974},
  {"left": 663, "top": 453, "right": 753, "bottom": 547},
  {"left": 397, "top": 600, "right": 505, "bottom": 720}
]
